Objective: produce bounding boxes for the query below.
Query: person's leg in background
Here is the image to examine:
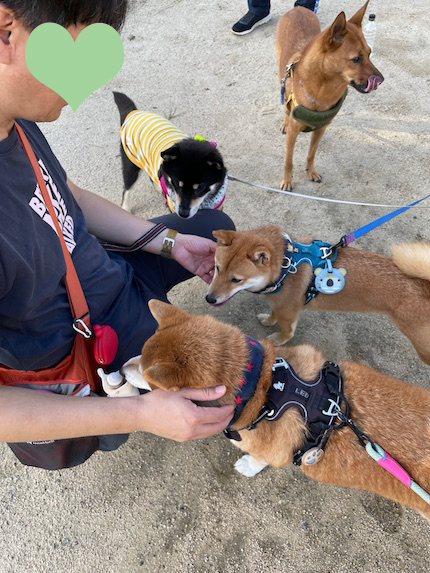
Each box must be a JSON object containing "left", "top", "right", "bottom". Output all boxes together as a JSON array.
[
  {"left": 294, "top": 0, "right": 317, "bottom": 11},
  {"left": 232, "top": 1, "right": 319, "bottom": 35},
  {"left": 232, "top": 0, "right": 272, "bottom": 35}
]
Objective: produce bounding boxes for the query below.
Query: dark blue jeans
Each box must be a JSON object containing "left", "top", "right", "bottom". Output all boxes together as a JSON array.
[{"left": 248, "top": 0, "right": 317, "bottom": 17}]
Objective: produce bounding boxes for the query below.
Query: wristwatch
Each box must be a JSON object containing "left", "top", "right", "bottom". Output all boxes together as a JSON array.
[{"left": 160, "top": 229, "right": 177, "bottom": 259}]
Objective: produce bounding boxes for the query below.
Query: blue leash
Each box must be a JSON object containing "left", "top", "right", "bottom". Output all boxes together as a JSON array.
[
  {"left": 306, "top": 191, "right": 430, "bottom": 298},
  {"left": 337, "top": 193, "right": 430, "bottom": 248}
]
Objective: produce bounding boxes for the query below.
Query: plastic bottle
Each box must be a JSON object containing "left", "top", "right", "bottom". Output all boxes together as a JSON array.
[{"left": 363, "top": 14, "right": 377, "bottom": 58}]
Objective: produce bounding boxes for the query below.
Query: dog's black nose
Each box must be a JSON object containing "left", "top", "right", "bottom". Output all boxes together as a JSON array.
[
  {"left": 178, "top": 207, "right": 191, "bottom": 218},
  {"left": 206, "top": 294, "right": 217, "bottom": 304}
]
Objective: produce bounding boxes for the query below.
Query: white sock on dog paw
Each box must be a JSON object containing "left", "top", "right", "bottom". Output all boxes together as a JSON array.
[{"left": 234, "top": 454, "right": 268, "bottom": 477}]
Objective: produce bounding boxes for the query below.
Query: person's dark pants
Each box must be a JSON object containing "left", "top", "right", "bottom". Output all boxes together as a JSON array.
[
  {"left": 248, "top": 0, "right": 317, "bottom": 17},
  {"left": 108, "top": 208, "right": 235, "bottom": 373}
]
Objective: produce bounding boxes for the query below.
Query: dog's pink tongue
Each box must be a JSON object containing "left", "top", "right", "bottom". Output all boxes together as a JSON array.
[{"left": 365, "top": 75, "right": 383, "bottom": 92}]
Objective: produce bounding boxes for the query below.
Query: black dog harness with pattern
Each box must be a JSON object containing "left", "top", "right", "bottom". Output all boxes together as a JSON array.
[{"left": 225, "top": 345, "right": 348, "bottom": 466}]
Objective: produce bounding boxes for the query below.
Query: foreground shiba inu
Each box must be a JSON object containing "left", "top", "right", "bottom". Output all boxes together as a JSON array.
[
  {"left": 276, "top": 1, "right": 384, "bottom": 190},
  {"left": 124, "top": 300, "right": 430, "bottom": 519},
  {"left": 206, "top": 225, "right": 430, "bottom": 365}
]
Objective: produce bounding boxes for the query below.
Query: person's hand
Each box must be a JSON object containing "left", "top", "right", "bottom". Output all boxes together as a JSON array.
[
  {"left": 172, "top": 233, "right": 216, "bottom": 284},
  {"left": 136, "top": 385, "right": 235, "bottom": 441}
]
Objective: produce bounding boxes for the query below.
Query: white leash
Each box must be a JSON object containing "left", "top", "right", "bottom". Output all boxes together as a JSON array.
[{"left": 228, "top": 175, "right": 430, "bottom": 209}]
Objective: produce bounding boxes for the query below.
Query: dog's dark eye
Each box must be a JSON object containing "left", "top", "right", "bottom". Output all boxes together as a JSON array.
[
  {"left": 231, "top": 278, "right": 242, "bottom": 283},
  {"left": 351, "top": 56, "right": 361, "bottom": 64},
  {"left": 216, "top": 265, "right": 220, "bottom": 273}
]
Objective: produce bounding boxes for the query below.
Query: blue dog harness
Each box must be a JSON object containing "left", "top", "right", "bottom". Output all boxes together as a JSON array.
[{"left": 257, "top": 234, "right": 342, "bottom": 304}]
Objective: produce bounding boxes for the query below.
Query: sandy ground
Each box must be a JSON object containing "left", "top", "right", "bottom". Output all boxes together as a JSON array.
[{"left": 1, "top": 0, "right": 430, "bottom": 571}]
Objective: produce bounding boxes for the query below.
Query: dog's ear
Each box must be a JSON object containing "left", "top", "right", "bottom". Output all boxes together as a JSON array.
[
  {"left": 213, "top": 229, "right": 236, "bottom": 246},
  {"left": 142, "top": 362, "right": 181, "bottom": 392},
  {"left": 325, "top": 11, "right": 347, "bottom": 48},
  {"left": 348, "top": 0, "right": 369, "bottom": 27},
  {"left": 250, "top": 247, "right": 271, "bottom": 266},
  {"left": 148, "top": 299, "right": 190, "bottom": 327},
  {"left": 161, "top": 144, "right": 180, "bottom": 161}
]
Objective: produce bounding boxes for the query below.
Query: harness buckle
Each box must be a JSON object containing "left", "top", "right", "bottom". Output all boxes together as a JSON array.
[
  {"left": 271, "top": 358, "right": 290, "bottom": 372},
  {"left": 284, "top": 62, "right": 294, "bottom": 78},
  {"left": 319, "top": 246, "right": 332, "bottom": 260},
  {"left": 322, "top": 398, "right": 341, "bottom": 418},
  {"left": 73, "top": 318, "right": 92, "bottom": 339}
]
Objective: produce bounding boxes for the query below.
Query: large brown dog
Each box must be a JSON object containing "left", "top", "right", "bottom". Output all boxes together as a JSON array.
[
  {"left": 138, "top": 300, "right": 430, "bottom": 519},
  {"left": 206, "top": 225, "right": 430, "bottom": 365},
  {"left": 276, "top": 1, "right": 384, "bottom": 191}
]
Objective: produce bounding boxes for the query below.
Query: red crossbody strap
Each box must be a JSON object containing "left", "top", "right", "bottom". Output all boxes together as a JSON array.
[{"left": 15, "top": 123, "right": 91, "bottom": 330}]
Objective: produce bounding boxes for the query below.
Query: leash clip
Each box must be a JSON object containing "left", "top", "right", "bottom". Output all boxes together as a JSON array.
[{"left": 73, "top": 318, "right": 92, "bottom": 339}]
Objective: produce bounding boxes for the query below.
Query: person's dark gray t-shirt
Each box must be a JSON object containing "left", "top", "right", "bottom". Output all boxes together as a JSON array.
[{"left": 0, "top": 120, "right": 143, "bottom": 371}]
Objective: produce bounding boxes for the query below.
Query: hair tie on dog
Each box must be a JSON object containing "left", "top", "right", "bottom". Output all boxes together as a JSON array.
[{"left": 195, "top": 135, "right": 217, "bottom": 148}]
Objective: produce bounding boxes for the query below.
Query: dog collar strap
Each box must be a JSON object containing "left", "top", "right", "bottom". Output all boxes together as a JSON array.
[
  {"left": 223, "top": 337, "right": 264, "bottom": 441},
  {"left": 257, "top": 233, "right": 295, "bottom": 294},
  {"left": 243, "top": 359, "right": 346, "bottom": 463}
]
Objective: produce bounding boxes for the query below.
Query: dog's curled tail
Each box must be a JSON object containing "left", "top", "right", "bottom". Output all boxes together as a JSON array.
[
  {"left": 391, "top": 243, "right": 430, "bottom": 282},
  {"left": 113, "top": 91, "right": 138, "bottom": 126}
]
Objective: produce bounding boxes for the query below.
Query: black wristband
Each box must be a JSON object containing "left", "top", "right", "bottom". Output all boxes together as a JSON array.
[{"left": 101, "top": 223, "right": 168, "bottom": 252}]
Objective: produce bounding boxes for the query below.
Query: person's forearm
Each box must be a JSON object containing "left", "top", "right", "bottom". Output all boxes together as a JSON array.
[
  {"left": 0, "top": 386, "right": 235, "bottom": 443},
  {"left": 68, "top": 179, "right": 172, "bottom": 255},
  {"left": 0, "top": 386, "right": 140, "bottom": 442}
]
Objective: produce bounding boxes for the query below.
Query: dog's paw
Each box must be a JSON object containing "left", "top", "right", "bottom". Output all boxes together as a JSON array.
[
  {"left": 234, "top": 455, "right": 268, "bottom": 478},
  {"left": 279, "top": 120, "right": 287, "bottom": 134},
  {"left": 257, "top": 313, "right": 277, "bottom": 326},
  {"left": 280, "top": 178, "right": 292, "bottom": 191},
  {"left": 306, "top": 169, "right": 322, "bottom": 183},
  {"left": 267, "top": 332, "right": 290, "bottom": 345}
]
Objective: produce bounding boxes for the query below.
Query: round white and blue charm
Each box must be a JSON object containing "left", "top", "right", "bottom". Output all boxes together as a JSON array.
[
  {"left": 314, "top": 260, "right": 347, "bottom": 295},
  {"left": 301, "top": 447, "right": 324, "bottom": 466}
]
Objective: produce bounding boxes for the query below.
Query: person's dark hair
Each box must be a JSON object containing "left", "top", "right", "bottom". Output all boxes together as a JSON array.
[{"left": 1, "top": 0, "right": 128, "bottom": 31}]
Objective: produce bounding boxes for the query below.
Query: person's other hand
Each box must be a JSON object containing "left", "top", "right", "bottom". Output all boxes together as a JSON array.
[
  {"left": 172, "top": 233, "right": 216, "bottom": 284},
  {"left": 137, "top": 385, "right": 235, "bottom": 441}
]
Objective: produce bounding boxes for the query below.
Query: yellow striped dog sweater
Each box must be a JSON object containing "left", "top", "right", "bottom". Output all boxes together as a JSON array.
[
  {"left": 120, "top": 111, "right": 187, "bottom": 213},
  {"left": 120, "top": 110, "right": 227, "bottom": 214}
]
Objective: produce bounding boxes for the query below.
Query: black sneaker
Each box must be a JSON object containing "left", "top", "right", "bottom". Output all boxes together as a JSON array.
[{"left": 231, "top": 11, "right": 272, "bottom": 35}]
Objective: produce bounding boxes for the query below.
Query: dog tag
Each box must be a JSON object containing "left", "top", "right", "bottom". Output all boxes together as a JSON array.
[
  {"left": 314, "top": 259, "right": 347, "bottom": 295},
  {"left": 301, "top": 447, "right": 324, "bottom": 466}
]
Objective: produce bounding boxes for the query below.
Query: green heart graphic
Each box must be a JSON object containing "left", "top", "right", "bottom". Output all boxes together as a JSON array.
[{"left": 26, "top": 23, "right": 124, "bottom": 112}]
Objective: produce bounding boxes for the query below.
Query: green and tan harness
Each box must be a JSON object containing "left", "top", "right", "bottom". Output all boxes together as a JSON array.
[{"left": 280, "top": 62, "right": 348, "bottom": 132}]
